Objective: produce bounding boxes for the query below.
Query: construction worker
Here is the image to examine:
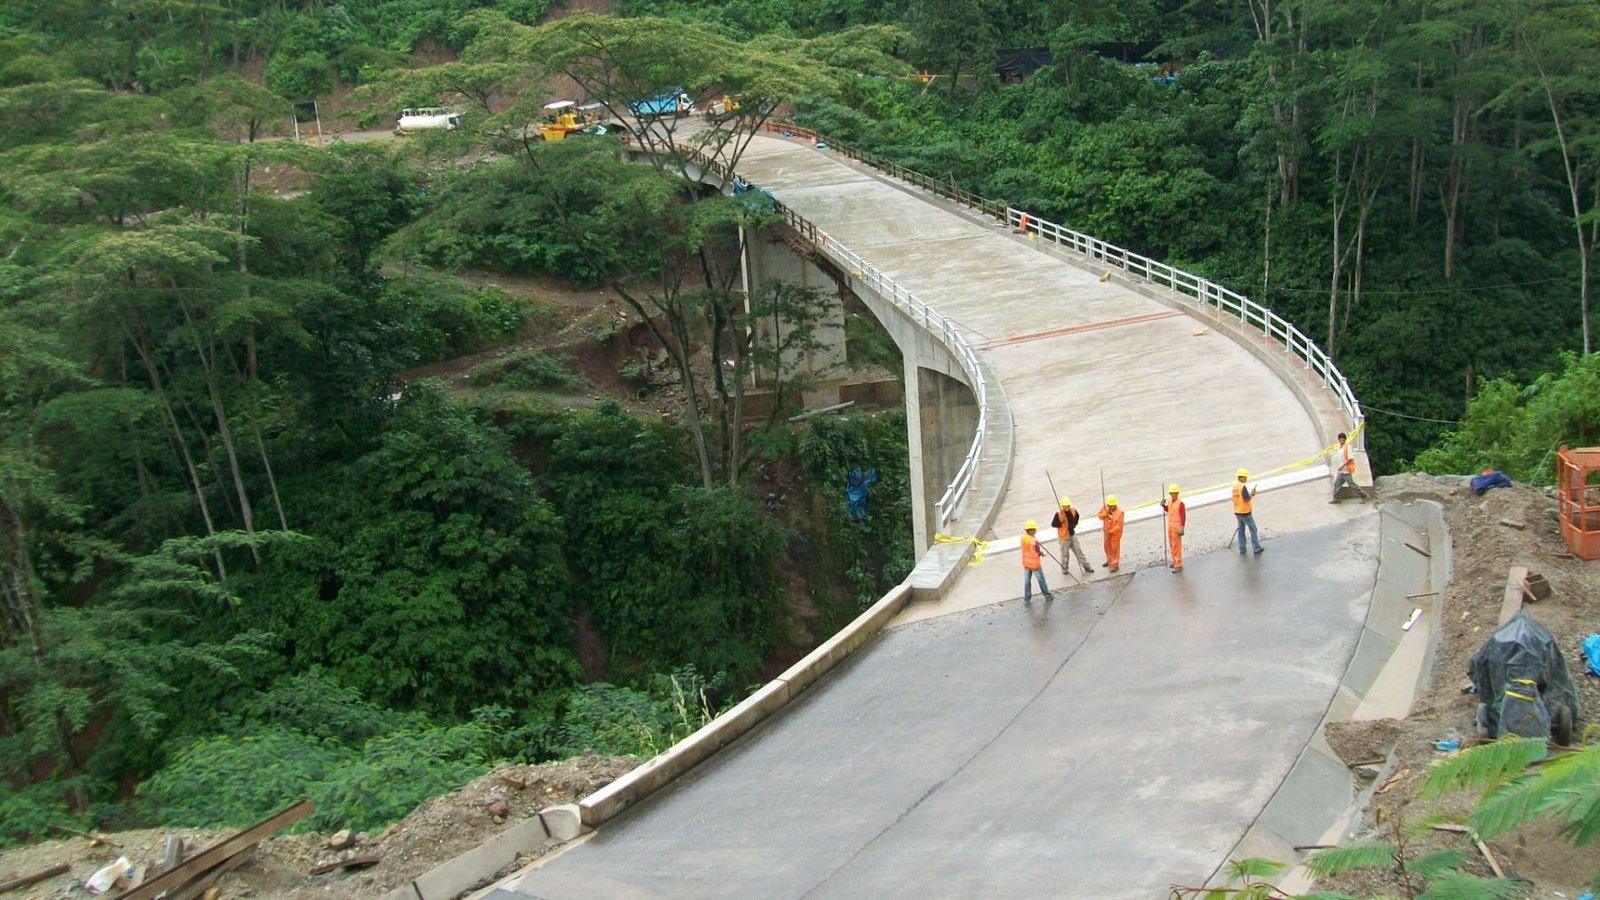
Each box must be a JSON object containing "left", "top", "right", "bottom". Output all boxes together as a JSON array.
[
  {"left": 1096, "top": 495, "right": 1124, "bottom": 572},
  {"left": 1050, "top": 497, "right": 1093, "bottom": 576},
  {"left": 1331, "top": 432, "right": 1364, "bottom": 502},
  {"left": 1233, "top": 469, "right": 1264, "bottom": 554},
  {"left": 1161, "top": 484, "right": 1185, "bottom": 572},
  {"left": 1021, "top": 520, "right": 1053, "bottom": 603}
]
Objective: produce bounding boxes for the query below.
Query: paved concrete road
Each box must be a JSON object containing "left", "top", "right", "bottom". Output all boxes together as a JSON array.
[{"left": 497, "top": 516, "right": 1376, "bottom": 900}]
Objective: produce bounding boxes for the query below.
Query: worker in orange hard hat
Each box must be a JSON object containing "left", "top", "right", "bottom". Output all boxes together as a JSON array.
[
  {"left": 1160, "top": 484, "right": 1186, "bottom": 572},
  {"left": 1233, "top": 469, "right": 1264, "bottom": 555},
  {"left": 1096, "top": 495, "right": 1124, "bottom": 572},
  {"left": 1050, "top": 496, "right": 1093, "bottom": 576},
  {"left": 1020, "top": 520, "right": 1053, "bottom": 603}
]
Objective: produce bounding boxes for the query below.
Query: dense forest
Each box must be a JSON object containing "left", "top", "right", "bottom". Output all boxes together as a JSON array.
[{"left": 3, "top": 0, "right": 1597, "bottom": 846}]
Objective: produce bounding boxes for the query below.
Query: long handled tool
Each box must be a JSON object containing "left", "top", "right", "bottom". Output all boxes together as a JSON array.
[
  {"left": 1044, "top": 469, "right": 1080, "bottom": 577},
  {"left": 1039, "top": 544, "right": 1082, "bottom": 585},
  {"left": 1159, "top": 482, "right": 1169, "bottom": 568}
]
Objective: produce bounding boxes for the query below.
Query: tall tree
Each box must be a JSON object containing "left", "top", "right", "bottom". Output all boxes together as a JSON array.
[
  {"left": 1507, "top": 0, "right": 1600, "bottom": 354},
  {"left": 454, "top": 13, "right": 837, "bottom": 487}
]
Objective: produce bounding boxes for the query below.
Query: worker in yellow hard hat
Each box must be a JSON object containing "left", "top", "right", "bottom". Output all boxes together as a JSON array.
[
  {"left": 1160, "top": 484, "right": 1186, "bottom": 572},
  {"left": 1050, "top": 496, "right": 1093, "bottom": 576},
  {"left": 1096, "top": 494, "right": 1124, "bottom": 572},
  {"left": 1233, "top": 468, "right": 1264, "bottom": 555},
  {"left": 1021, "top": 520, "right": 1053, "bottom": 603}
]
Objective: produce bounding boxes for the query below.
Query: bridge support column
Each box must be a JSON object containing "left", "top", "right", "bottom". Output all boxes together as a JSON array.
[
  {"left": 740, "top": 226, "right": 847, "bottom": 400},
  {"left": 904, "top": 347, "right": 981, "bottom": 556}
]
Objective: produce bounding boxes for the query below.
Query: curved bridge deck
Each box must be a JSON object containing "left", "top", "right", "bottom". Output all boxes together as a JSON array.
[{"left": 494, "top": 135, "right": 1381, "bottom": 898}]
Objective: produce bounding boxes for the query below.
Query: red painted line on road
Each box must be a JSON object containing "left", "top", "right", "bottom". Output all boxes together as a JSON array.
[{"left": 978, "top": 310, "right": 1184, "bottom": 349}]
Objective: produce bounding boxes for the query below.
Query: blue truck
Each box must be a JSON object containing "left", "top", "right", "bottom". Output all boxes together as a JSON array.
[{"left": 629, "top": 89, "right": 694, "bottom": 119}]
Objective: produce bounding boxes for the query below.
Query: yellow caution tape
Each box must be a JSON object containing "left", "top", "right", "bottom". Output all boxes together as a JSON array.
[
  {"left": 934, "top": 533, "right": 989, "bottom": 567},
  {"left": 1120, "top": 422, "right": 1367, "bottom": 513}
]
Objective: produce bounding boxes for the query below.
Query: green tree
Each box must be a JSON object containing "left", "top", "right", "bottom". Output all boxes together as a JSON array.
[
  {"left": 456, "top": 12, "right": 837, "bottom": 486},
  {"left": 904, "top": 0, "right": 1001, "bottom": 96}
]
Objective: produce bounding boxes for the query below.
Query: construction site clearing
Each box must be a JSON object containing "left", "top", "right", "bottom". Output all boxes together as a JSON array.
[{"left": 2, "top": 475, "right": 1597, "bottom": 899}]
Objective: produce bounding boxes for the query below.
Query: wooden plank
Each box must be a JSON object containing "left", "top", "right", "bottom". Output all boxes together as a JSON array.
[
  {"left": 0, "top": 863, "right": 69, "bottom": 894},
  {"left": 1475, "top": 838, "right": 1506, "bottom": 879},
  {"left": 114, "top": 801, "right": 313, "bottom": 900},
  {"left": 169, "top": 849, "right": 254, "bottom": 900},
  {"left": 1498, "top": 565, "right": 1529, "bottom": 625}
]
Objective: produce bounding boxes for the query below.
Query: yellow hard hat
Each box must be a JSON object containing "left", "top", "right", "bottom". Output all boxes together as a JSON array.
[
  {"left": 1168, "top": 484, "right": 1180, "bottom": 494},
  {"left": 1237, "top": 468, "right": 1249, "bottom": 478},
  {"left": 1024, "top": 520, "right": 1038, "bottom": 531},
  {"left": 1106, "top": 495, "right": 1118, "bottom": 506},
  {"left": 1059, "top": 496, "right": 1071, "bottom": 507}
]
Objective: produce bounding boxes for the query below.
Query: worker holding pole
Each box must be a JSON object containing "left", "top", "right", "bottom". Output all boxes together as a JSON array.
[
  {"left": 1233, "top": 469, "right": 1265, "bottom": 555},
  {"left": 1050, "top": 497, "right": 1093, "bottom": 576},
  {"left": 1161, "top": 485, "right": 1186, "bottom": 572},
  {"left": 1021, "top": 520, "right": 1054, "bottom": 603},
  {"left": 1096, "top": 495, "right": 1124, "bottom": 572}
]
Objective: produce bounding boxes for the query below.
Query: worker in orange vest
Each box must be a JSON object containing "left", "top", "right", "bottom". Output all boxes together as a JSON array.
[
  {"left": 1096, "top": 495, "right": 1124, "bottom": 572},
  {"left": 1021, "top": 520, "right": 1053, "bottom": 603},
  {"left": 1331, "top": 432, "right": 1362, "bottom": 502},
  {"left": 1233, "top": 469, "right": 1264, "bottom": 555},
  {"left": 1050, "top": 496, "right": 1093, "bottom": 576},
  {"left": 1161, "top": 484, "right": 1186, "bottom": 572}
]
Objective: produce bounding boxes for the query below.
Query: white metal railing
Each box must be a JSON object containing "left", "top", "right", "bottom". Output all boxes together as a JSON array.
[
  {"left": 680, "top": 142, "right": 990, "bottom": 532},
  {"left": 1010, "top": 209, "right": 1364, "bottom": 426},
  {"left": 807, "top": 233, "right": 989, "bottom": 531}
]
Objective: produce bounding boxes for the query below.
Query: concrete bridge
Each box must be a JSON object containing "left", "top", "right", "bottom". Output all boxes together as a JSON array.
[{"left": 442, "top": 130, "right": 1441, "bottom": 900}]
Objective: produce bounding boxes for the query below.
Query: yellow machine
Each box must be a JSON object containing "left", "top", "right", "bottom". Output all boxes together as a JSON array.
[{"left": 536, "top": 100, "right": 582, "bottom": 141}]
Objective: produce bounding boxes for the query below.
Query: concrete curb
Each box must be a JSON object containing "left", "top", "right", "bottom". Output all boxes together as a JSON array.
[
  {"left": 414, "top": 584, "right": 920, "bottom": 898},
  {"left": 1217, "top": 500, "right": 1449, "bottom": 893},
  {"left": 379, "top": 813, "right": 554, "bottom": 900},
  {"left": 579, "top": 580, "right": 915, "bottom": 827}
]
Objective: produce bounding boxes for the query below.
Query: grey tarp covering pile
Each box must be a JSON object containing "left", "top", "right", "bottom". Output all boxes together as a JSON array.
[{"left": 1470, "top": 610, "right": 1583, "bottom": 744}]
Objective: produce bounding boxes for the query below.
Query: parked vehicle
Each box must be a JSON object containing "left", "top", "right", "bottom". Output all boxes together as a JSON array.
[
  {"left": 535, "top": 100, "right": 583, "bottom": 141},
  {"left": 702, "top": 95, "right": 740, "bottom": 123},
  {"left": 395, "top": 107, "right": 460, "bottom": 135},
  {"left": 628, "top": 89, "right": 693, "bottom": 119}
]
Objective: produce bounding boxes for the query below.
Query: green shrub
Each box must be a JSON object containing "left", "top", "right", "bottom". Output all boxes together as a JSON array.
[
  {"left": 265, "top": 51, "right": 332, "bottom": 100},
  {"left": 470, "top": 350, "right": 581, "bottom": 390},
  {"left": 1412, "top": 352, "right": 1600, "bottom": 483}
]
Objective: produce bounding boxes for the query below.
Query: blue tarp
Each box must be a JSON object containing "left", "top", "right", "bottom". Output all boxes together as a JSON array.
[
  {"left": 846, "top": 468, "right": 879, "bottom": 521},
  {"left": 1471, "top": 470, "right": 1513, "bottom": 494},
  {"left": 1583, "top": 634, "right": 1600, "bottom": 677}
]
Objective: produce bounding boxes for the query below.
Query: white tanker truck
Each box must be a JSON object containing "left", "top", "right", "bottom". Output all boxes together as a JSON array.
[{"left": 394, "top": 107, "right": 461, "bottom": 136}]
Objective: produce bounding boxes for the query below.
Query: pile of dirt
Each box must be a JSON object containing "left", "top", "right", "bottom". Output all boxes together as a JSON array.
[
  {"left": 0, "top": 755, "right": 635, "bottom": 900},
  {"left": 1315, "top": 474, "right": 1600, "bottom": 896}
]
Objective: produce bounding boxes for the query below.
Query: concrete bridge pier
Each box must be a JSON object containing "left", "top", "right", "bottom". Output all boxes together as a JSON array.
[
  {"left": 744, "top": 224, "right": 981, "bottom": 557},
  {"left": 904, "top": 355, "right": 979, "bottom": 555}
]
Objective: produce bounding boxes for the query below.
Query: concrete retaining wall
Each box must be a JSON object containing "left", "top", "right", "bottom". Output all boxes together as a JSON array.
[{"left": 1222, "top": 500, "right": 1449, "bottom": 892}]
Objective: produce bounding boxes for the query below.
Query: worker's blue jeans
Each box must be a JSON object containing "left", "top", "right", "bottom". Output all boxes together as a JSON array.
[
  {"left": 1235, "top": 513, "right": 1261, "bottom": 553},
  {"left": 1023, "top": 567, "right": 1051, "bottom": 601}
]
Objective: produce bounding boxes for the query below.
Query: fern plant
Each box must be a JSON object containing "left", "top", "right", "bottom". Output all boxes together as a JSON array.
[{"left": 1423, "top": 736, "right": 1600, "bottom": 886}]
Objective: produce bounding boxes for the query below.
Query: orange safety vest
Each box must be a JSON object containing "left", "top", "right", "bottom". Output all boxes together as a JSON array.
[
  {"left": 1098, "top": 505, "right": 1124, "bottom": 536},
  {"left": 1232, "top": 482, "right": 1252, "bottom": 514},
  {"left": 1021, "top": 533, "right": 1042, "bottom": 569},
  {"left": 1340, "top": 442, "right": 1355, "bottom": 474},
  {"left": 1165, "top": 500, "right": 1185, "bottom": 529}
]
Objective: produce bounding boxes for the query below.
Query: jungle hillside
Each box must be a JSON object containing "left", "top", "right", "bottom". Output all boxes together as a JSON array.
[{"left": 3, "top": 0, "right": 1599, "bottom": 855}]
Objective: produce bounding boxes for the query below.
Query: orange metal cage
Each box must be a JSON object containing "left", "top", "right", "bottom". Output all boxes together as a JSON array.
[{"left": 1556, "top": 446, "right": 1600, "bottom": 560}]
